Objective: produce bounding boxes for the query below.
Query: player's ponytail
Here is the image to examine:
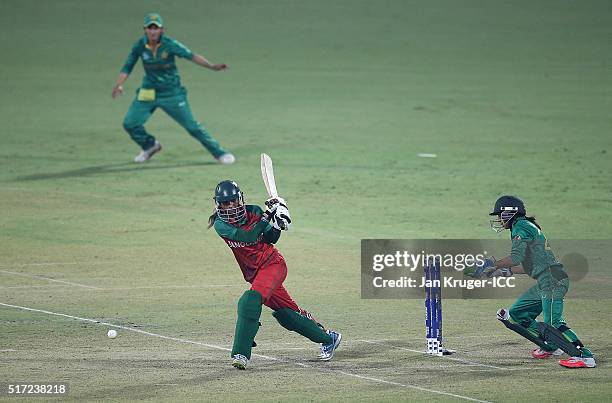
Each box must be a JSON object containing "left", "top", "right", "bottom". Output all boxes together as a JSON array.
[
  {"left": 207, "top": 209, "right": 217, "bottom": 229},
  {"left": 525, "top": 216, "right": 542, "bottom": 229}
]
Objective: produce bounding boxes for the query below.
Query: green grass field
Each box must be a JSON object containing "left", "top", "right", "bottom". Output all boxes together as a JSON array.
[{"left": 1, "top": 0, "right": 611, "bottom": 401}]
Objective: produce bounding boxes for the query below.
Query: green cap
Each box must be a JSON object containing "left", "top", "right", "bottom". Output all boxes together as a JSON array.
[{"left": 143, "top": 13, "right": 163, "bottom": 27}]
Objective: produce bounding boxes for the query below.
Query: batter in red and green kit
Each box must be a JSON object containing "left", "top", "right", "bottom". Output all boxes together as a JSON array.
[
  {"left": 466, "top": 195, "right": 595, "bottom": 368},
  {"left": 112, "top": 13, "right": 235, "bottom": 164},
  {"left": 208, "top": 180, "right": 342, "bottom": 370}
]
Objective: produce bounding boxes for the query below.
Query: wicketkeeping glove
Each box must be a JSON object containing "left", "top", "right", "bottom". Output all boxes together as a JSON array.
[
  {"left": 464, "top": 257, "right": 496, "bottom": 278},
  {"left": 485, "top": 267, "right": 513, "bottom": 278},
  {"left": 496, "top": 308, "right": 510, "bottom": 321}
]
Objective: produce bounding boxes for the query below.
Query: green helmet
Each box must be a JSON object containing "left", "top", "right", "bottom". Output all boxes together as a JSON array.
[
  {"left": 214, "top": 180, "right": 246, "bottom": 223},
  {"left": 489, "top": 195, "right": 526, "bottom": 232}
]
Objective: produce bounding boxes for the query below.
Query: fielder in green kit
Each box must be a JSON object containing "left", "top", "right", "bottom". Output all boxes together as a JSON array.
[
  {"left": 112, "top": 13, "right": 235, "bottom": 164},
  {"left": 466, "top": 195, "right": 595, "bottom": 368}
]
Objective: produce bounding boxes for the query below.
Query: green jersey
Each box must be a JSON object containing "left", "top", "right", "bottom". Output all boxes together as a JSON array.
[
  {"left": 510, "top": 216, "right": 562, "bottom": 279},
  {"left": 120, "top": 35, "right": 194, "bottom": 96}
]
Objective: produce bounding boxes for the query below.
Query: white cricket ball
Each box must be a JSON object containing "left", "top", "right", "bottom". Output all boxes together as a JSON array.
[{"left": 107, "top": 329, "right": 118, "bottom": 339}]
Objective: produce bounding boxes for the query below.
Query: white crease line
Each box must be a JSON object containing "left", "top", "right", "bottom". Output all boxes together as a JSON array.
[
  {"left": 334, "top": 371, "right": 489, "bottom": 403},
  {"left": 0, "top": 283, "right": 243, "bottom": 291},
  {"left": 358, "top": 340, "right": 513, "bottom": 371},
  {"left": 1, "top": 349, "right": 18, "bottom": 352},
  {"left": 0, "top": 261, "right": 118, "bottom": 268},
  {"left": 0, "top": 285, "right": 66, "bottom": 289},
  {"left": 0, "top": 303, "right": 491, "bottom": 403},
  {"left": 347, "top": 335, "right": 484, "bottom": 341},
  {"left": 104, "top": 285, "right": 241, "bottom": 290},
  {"left": 436, "top": 367, "right": 517, "bottom": 372},
  {"left": 432, "top": 334, "right": 486, "bottom": 339},
  {"left": 0, "top": 270, "right": 102, "bottom": 290},
  {"left": 0, "top": 302, "right": 268, "bottom": 357}
]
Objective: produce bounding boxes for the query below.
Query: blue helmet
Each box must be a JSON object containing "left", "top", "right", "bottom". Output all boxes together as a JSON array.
[
  {"left": 214, "top": 180, "right": 246, "bottom": 223},
  {"left": 489, "top": 195, "right": 525, "bottom": 232}
]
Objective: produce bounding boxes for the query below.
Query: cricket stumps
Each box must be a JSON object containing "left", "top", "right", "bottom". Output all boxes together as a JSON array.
[{"left": 424, "top": 258, "right": 453, "bottom": 356}]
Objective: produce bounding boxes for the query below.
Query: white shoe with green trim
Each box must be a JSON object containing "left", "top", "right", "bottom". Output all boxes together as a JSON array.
[
  {"left": 232, "top": 354, "right": 248, "bottom": 370},
  {"left": 134, "top": 141, "right": 162, "bottom": 163}
]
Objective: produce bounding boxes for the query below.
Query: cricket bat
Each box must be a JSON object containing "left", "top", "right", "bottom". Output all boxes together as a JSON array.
[{"left": 260, "top": 153, "right": 278, "bottom": 198}]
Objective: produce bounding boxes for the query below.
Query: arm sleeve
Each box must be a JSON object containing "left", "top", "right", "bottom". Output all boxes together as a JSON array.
[
  {"left": 120, "top": 42, "right": 141, "bottom": 74},
  {"left": 510, "top": 227, "right": 531, "bottom": 265},
  {"left": 263, "top": 226, "right": 281, "bottom": 244},
  {"left": 169, "top": 39, "right": 194, "bottom": 60},
  {"left": 252, "top": 203, "right": 281, "bottom": 243},
  {"left": 510, "top": 239, "right": 527, "bottom": 265},
  {"left": 214, "top": 218, "right": 269, "bottom": 243}
]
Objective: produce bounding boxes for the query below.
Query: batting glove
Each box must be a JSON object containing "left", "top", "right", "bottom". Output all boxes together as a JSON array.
[
  {"left": 274, "top": 205, "right": 292, "bottom": 231},
  {"left": 265, "top": 196, "right": 287, "bottom": 208},
  {"left": 262, "top": 203, "right": 278, "bottom": 223},
  {"left": 270, "top": 215, "right": 283, "bottom": 231}
]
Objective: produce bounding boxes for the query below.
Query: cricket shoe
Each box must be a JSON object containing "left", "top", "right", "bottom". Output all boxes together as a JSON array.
[
  {"left": 216, "top": 153, "right": 236, "bottom": 165},
  {"left": 559, "top": 356, "right": 596, "bottom": 368},
  {"left": 231, "top": 354, "right": 248, "bottom": 370},
  {"left": 318, "top": 330, "right": 342, "bottom": 361},
  {"left": 134, "top": 141, "right": 162, "bottom": 163},
  {"left": 531, "top": 348, "right": 563, "bottom": 359}
]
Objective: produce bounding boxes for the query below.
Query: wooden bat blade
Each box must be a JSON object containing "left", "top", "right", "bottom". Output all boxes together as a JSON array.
[{"left": 260, "top": 153, "right": 278, "bottom": 197}]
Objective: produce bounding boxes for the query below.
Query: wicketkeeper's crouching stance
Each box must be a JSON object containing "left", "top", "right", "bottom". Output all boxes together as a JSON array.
[
  {"left": 208, "top": 180, "right": 341, "bottom": 369},
  {"left": 466, "top": 195, "right": 595, "bottom": 368}
]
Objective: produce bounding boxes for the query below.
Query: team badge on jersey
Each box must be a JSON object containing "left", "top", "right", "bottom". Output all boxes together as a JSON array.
[
  {"left": 161, "top": 51, "right": 168, "bottom": 59},
  {"left": 513, "top": 235, "right": 521, "bottom": 240}
]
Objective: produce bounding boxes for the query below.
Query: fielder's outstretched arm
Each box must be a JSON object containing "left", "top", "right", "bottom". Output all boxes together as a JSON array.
[
  {"left": 112, "top": 42, "right": 141, "bottom": 98},
  {"left": 112, "top": 72, "right": 129, "bottom": 98},
  {"left": 191, "top": 53, "right": 229, "bottom": 71}
]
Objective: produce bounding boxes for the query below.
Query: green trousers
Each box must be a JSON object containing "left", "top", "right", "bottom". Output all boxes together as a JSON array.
[
  {"left": 122, "top": 87, "right": 226, "bottom": 157},
  {"left": 508, "top": 268, "right": 592, "bottom": 356}
]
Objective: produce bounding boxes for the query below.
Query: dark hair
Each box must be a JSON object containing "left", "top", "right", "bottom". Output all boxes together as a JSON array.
[
  {"left": 207, "top": 209, "right": 217, "bottom": 229},
  {"left": 525, "top": 215, "right": 542, "bottom": 229},
  {"left": 509, "top": 213, "right": 541, "bottom": 230}
]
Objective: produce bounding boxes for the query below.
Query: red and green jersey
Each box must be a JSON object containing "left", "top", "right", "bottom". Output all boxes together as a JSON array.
[
  {"left": 510, "top": 217, "right": 562, "bottom": 279},
  {"left": 214, "top": 205, "right": 281, "bottom": 283},
  {"left": 120, "top": 35, "right": 194, "bottom": 96}
]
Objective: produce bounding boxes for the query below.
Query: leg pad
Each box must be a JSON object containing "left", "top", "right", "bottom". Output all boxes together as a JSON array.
[
  {"left": 231, "top": 290, "right": 262, "bottom": 359},
  {"left": 537, "top": 322, "right": 583, "bottom": 357},
  {"left": 499, "top": 318, "right": 551, "bottom": 350},
  {"left": 273, "top": 308, "right": 331, "bottom": 344}
]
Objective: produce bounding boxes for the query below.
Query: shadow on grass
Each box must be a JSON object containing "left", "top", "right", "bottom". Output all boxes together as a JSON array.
[{"left": 13, "top": 161, "right": 216, "bottom": 181}]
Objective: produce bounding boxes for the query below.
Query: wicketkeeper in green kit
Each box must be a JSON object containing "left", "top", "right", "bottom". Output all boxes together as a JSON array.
[
  {"left": 112, "top": 13, "right": 235, "bottom": 164},
  {"left": 465, "top": 195, "right": 596, "bottom": 368}
]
